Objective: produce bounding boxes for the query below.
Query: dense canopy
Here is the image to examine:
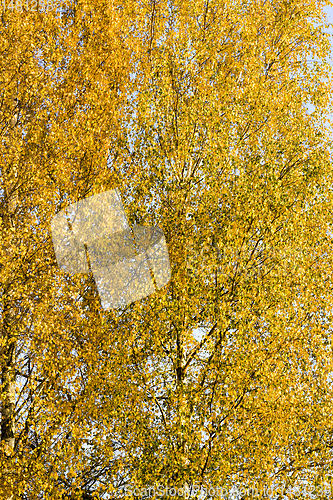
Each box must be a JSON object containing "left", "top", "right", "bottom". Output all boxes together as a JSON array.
[{"left": 1, "top": 0, "right": 333, "bottom": 498}]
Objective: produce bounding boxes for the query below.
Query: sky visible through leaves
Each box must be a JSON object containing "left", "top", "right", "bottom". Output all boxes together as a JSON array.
[{"left": 3, "top": 0, "right": 333, "bottom": 498}]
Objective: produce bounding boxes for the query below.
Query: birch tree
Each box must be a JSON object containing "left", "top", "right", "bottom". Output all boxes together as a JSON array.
[{"left": 1, "top": 0, "right": 333, "bottom": 499}]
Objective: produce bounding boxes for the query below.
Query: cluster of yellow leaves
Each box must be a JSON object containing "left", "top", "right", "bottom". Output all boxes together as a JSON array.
[{"left": 1, "top": 0, "right": 333, "bottom": 498}]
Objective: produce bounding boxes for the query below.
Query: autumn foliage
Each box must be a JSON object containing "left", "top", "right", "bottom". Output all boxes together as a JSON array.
[{"left": 1, "top": 0, "right": 333, "bottom": 498}]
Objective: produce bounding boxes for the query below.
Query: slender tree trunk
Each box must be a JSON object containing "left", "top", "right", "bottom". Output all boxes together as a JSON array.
[
  {"left": 1, "top": 94, "right": 19, "bottom": 498},
  {"left": 1, "top": 307, "right": 16, "bottom": 454},
  {"left": 176, "top": 334, "right": 190, "bottom": 500},
  {"left": 175, "top": 221, "right": 190, "bottom": 499}
]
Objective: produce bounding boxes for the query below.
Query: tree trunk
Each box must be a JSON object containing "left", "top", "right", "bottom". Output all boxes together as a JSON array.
[{"left": 1, "top": 93, "right": 20, "bottom": 499}]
